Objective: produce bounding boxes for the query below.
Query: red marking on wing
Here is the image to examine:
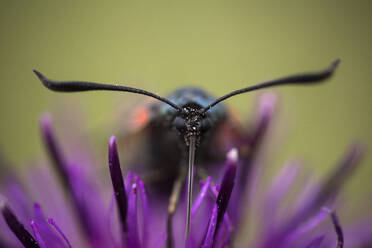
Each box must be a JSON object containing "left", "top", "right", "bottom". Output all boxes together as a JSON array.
[{"left": 132, "top": 107, "right": 150, "bottom": 131}]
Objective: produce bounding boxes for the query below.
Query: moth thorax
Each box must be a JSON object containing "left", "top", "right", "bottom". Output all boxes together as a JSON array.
[{"left": 181, "top": 106, "right": 204, "bottom": 146}]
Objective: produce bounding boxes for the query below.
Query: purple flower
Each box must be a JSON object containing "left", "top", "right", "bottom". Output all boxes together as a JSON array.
[{"left": 0, "top": 94, "right": 370, "bottom": 248}]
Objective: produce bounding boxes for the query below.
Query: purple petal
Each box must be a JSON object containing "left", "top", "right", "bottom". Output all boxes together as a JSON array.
[
  {"left": 238, "top": 93, "right": 276, "bottom": 190},
  {"left": 106, "top": 193, "right": 121, "bottom": 248},
  {"left": 40, "top": 116, "right": 87, "bottom": 230},
  {"left": 125, "top": 172, "right": 134, "bottom": 193},
  {"left": 33, "top": 203, "right": 66, "bottom": 247},
  {"left": 136, "top": 176, "right": 149, "bottom": 248},
  {"left": 305, "top": 235, "right": 324, "bottom": 248},
  {"left": 295, "top": 144, "right": 363, "bottom": 226},
  {"left": 285, "top": 209, "right": 328, "bottom": 245},
  {"left": 154, "top": 233, "right": 167, "bottom": 248},
  {"left": 230, "top": 94, "right": 276, "bottom": 229},
  {"left": 126, "top": 183, "right": 140, "bottom": 248},
  {"left": 40, "top": 114, "right": 102, "bottom": 242},
  {"left": 3, "top": 177, "right": 33, "bottom": 226},
  {"left": 25, "top": 166, "right": 77, "bottom": 245},
  {"left": 108, "top": 136, "right": 128, "bottom": 235},
  {"left": 201, "top": 205, "right": 218, "bottom": 248},
  {"left": 48, "top": 218, "right": 72, "bottom": 248},
  {"left": 263, "top": 144, "right": 364, "bottom": 248},
  {"left": 1, "top": 202, "right": 39, "bottom": 248},
  {"left": 40, "top": 114, "right": 70, "bottom": 190},
  {"left": 207, "top": 184, "right": 233, "bottom": 233},
  {"left": 315, "top": 144, "right": 364, "bottom": 209},
  {"left": 215, "top": 150, "right": 237, "bottom": 236},
  {"left": 30, "top": 221, "right": 47, "bottom": 248},
  {"left": 261, "top": 162, "right": 300, "bottom": 235},
  {"left": 191, "top": 177, "right": 211, "bottom": 219},
  {"left": 202, "top": 150, "right": 237, "bottom": 247}
]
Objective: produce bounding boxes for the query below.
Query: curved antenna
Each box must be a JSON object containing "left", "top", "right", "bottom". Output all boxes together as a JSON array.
[
  {"left": 33, "top": 70, "right": 182, "bottom": 112},
  {"left": 201, "top": 59, "right": 340, "bottom": 113}
]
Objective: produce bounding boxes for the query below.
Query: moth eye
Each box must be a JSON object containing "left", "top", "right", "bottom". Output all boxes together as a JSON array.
[
  {"left": 201, "top": 118, "right": 211, "bottom": 132},
  {"left": 174, "top": 117, "right": 186, "bottom": 134}
]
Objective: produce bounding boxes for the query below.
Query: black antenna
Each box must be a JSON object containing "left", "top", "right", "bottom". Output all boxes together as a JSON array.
[
  {"left": 33, "top": 70, "right": 182, "bottom": 112},
  {"left": 201, "top": 59, "right": 340, "bottom": 113},
  {"left": 185, "top": 135, "right": 196, "bottom": 241}
]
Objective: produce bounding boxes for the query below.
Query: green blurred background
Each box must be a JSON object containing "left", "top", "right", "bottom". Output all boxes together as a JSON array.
[{"left": 0, "top": 1, "right": 371, "bottom": 204}]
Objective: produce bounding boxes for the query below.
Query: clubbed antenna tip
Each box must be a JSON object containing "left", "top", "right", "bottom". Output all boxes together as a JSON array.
[
  {"left": 201, "top": 59, "right": 341, "bottom": 113},
  {"left": 33, "top": 69, "right": 182, "bottom": 111}
]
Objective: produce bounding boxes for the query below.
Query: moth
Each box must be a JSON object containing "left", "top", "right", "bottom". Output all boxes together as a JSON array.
[{"left": 33, "top": 59, "right": 340, "bottom": 238}]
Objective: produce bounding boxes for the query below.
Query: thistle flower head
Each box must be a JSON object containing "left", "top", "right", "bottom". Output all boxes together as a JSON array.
[{"left": 0, "top": 94, "right": 369, "bottom": 248}]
